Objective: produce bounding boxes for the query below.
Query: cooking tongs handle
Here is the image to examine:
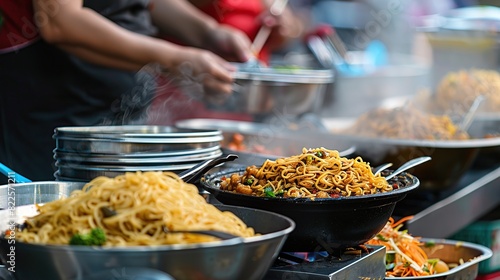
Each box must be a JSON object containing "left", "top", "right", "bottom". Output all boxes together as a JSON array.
[
  {"left": 0, "top": 162, "right": 31, "bottom": 183},
  {"left": 178, "top": 154, "right": 238, "bottom": 184}
]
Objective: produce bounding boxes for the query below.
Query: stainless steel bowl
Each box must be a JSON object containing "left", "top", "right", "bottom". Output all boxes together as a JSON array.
[
  {"left": 0, "top": 182, "right": 295, "bottom": 280},
  {"left": 53, "top": 125, "right": 223, "bottom": 155},
  {"left": 52, "top": 125, "right": 225, "bottom": 182},
  {"left": 54, "top": 125, "right": 222, "bottom": 139},
  {"left": 390, "top": 238, "right": 492, "bottom": 280},
  {"left": 54, "top": 149, "right": 223, "bottom": 165},
  {"left": 55, "top": 162, "right": 197, "bottom": 181},
  {"left": 54, "top": 136, "right": 222, "bottom": 155},
  {"left": 205, "top": 65, "right": 334, "bottom": 116}
]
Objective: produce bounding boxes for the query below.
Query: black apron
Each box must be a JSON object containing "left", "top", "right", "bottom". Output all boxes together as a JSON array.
[{"left": 0, "top": 0, "right": 158, "bottom": 181}]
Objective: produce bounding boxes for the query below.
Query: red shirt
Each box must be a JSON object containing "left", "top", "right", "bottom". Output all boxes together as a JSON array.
[
  {"left": 198, "top": 0, "right": 270, "bottom": 62},
  {"left": 0, "top": 0, "right": 39, "bottom": 53}
]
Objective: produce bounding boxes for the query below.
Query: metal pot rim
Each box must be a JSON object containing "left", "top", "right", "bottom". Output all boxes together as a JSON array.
[
  {"left": 54, "top": 126, "right": 222, "bottom": 139},
  {"left": 233, "top": 66, "right": 334, "bottom": 84}
]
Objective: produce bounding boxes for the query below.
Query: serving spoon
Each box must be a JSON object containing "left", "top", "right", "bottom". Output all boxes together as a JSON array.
[
  {"left": 373, "top": 162, "right": 393, "bottom": 176},
  {"left": 384, "top": 156, "right": 432, "bottom": 181}
]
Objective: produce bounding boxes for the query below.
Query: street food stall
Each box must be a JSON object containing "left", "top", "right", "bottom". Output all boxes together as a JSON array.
[{"left": 1, "top": 3, "right": 500, "bottom": 280}]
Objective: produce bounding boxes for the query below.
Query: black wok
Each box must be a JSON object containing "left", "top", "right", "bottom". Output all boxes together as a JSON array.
[{"left": 201, "top": 167, "right": 420, "bottom": 252}]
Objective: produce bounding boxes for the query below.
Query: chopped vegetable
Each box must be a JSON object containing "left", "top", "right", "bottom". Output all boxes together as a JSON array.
[
  {"left": 366, "top": 216, "right": 451, "bottom": 277},
  {"left": 376, "top": 234, "right": 388, "bottom": 242},
  {"left": 69, "top": 228, "right": 106, "bottom": 246},
  {"left": 263, "top": 186, "right": 275, "bottom": 197}
]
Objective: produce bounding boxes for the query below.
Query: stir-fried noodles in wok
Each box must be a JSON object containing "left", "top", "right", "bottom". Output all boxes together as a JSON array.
[
  {"left": 13, "top": 172, "right": 256, "bottom": 246},
  {"left": 342, "top": 106, "right": 469, "bottom": 140},
  {"left": 220, "top": 147, "right": 392, "bottom": 199}
]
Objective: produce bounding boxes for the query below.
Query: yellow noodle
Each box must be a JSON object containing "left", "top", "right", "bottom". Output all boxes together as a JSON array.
[
  {"left": 434, "top": 69, "right": 500, "bottom": 114},
  {"left": 343, "top": 106, "right": 469, "bottom": 140},
  {"left": 17, "top": 171, "right": 256, "bottom": 246},
  {"left": 220, "top": 148, "right": 390, "bottom": 199}
]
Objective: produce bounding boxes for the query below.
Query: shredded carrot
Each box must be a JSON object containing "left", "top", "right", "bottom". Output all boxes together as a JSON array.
[{"left": 366, "top": 216, "right": 443, "bottom": 277}]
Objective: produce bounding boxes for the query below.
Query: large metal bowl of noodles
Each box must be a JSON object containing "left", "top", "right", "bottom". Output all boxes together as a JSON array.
[
  {"left": 0, "top": 181, "right": 295, "bottom": 280},
  {"left": 201, "top": 165, "right": 420, "bottom": 252}
]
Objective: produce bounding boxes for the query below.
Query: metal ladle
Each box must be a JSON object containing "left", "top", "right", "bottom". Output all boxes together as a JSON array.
[{"left": 385, "top": 156, "right": 432, "bottom": 181}]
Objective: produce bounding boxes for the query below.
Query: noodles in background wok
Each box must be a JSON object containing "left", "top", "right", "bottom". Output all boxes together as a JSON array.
[
  {"left": 16, "top": 172, "right": 256, "bottom": 246},
  {"left": 434, "top": 69, "right": 500, "bottom": 114},
  {"left": 342, "top": 106, "right": 469, "bottom": 140},
  {"left": 220, "top": 147, "right": 392, "bottom": 199}
]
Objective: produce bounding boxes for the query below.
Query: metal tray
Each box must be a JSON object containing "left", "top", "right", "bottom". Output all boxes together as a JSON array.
[{"left": 390, "top": 238, "right": 492, "bottom": 280}]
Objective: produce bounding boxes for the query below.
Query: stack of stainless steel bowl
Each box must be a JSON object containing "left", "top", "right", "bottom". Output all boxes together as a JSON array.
[{"left": 52, "top": 125, "right": 223, "bottom": 182}]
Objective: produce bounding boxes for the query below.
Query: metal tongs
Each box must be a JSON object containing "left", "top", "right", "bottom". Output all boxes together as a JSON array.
[
  {"left": 244, "top": 0, "right": 289, "bottom": 69},
  {"left": 251, "top": 0, "right": 290, "bottom": 55}
]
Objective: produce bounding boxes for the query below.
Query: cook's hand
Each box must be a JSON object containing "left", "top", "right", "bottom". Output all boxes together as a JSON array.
[
  {"left": 205, "top": 25, "right": 253, "bottom": 63},
  {"left": 258, "top": 5, "right": 303, "bottom": 51},
  {"left": 168, "top": 46, "right": 236, "bottom": 96}
]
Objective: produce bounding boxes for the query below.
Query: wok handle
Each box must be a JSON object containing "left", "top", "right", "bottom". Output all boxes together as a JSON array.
[
  {"left": 0, "top": 264, "right": 15, "bottom": 280},
  {"left": 178, "top": 154, "right": 238, "bottom": 184}
]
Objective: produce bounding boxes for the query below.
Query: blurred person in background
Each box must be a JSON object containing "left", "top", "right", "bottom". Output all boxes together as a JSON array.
[
  {"left": 189, "top": 0, "right": 305, "bottom": 63},
  {"left": 148, "top": 0, "right": 306, "bottom": 125},
  {"left": 0, "top": 0, "right": 253, "bottom": 181}
]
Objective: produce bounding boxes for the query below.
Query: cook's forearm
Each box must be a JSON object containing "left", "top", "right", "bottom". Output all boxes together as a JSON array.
[
  {"left": 57, "top": 44, "right": 144, "bottom": 71},
  {"left": 33, "top": 0, "right": 181, "bottom": 70},
  {"left": 149, "top": 0, "right": 218, "bottom": 48}
]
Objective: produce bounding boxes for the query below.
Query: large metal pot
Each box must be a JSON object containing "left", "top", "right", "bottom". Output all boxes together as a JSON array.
[
  {"left": 422, "top": 6, "right": 500, "bottom": 87},
  {"left": 202, "top": 65, "right": 334, "bottom": 117},
  {"left": 201, "top": 167, "right": 420, "bottom": 252},
  {"left": 0, "top": 182, "right": 295, "bottom": 280},
  {"left": 319, "top": 53, "right": 431, "bottom": 118}
]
